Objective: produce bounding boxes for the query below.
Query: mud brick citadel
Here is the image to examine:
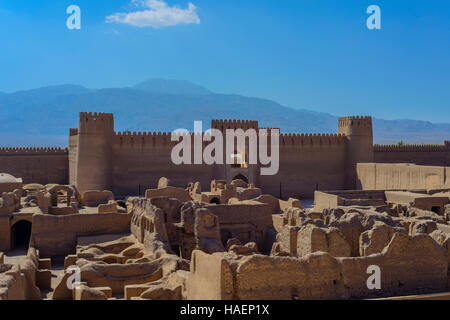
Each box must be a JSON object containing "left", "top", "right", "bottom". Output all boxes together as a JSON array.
[
  {"left": 1, "top": 112, "right": 448, "bottom": 198},
  {"left": 0, "top": 112, "right": 449, "bottom": 300}
]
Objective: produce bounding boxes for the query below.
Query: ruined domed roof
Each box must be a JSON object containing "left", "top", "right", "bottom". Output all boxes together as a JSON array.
[
  {"left": 23, "top": 183, "right": 45, "bottom": 190},
  {"left": 0, "top": 173, "right": 22, "bottom": 183}
]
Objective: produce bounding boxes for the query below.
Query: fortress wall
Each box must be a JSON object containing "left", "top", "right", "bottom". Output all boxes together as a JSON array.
[
  {"left": 112, "top": 131, "right": 348, "bottom": 199},
  {"left": 357, "top": 163, "right": 448, "bottom": 190},
  {"left": 374, "top": 144, "right": 450, "bottom": 166},
  {"left": 0, "top": 148, "right": 69, "bottom": 185},
  {"left": 111, "top": 132, "right": 214, "bottom": 197},
  {"left": 259, "top": 134, "right": 347, "bottom": 199},
  {"left": 70, "top": 114, "right": 356, "bottom": 198}
]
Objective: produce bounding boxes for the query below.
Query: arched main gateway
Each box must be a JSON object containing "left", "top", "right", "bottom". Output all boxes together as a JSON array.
[
  {"left": 10, "top": 220, "right": 32, "bottom": 249},
  {"left": 232, "top": 174, "right": 248, "bottom": 184}
]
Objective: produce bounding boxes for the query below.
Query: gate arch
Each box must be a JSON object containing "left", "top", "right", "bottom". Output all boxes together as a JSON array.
[
  {"left": 232, "top": 174, "right": 249, "bottom": 184},
  {"left": 11, "top": 220, "right": 32, "bottom": 249}
]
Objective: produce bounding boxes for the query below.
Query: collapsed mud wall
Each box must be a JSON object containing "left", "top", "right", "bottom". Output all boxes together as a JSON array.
[
  {"left": 187, "top": 232, "right": 448, "bottom": 300},
  {"left": 32, "top": 212, "right": 131, "bottom": 257}
]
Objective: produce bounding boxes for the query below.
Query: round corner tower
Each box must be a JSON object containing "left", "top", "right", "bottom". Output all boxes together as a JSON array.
[
  {"left": 75, "top": 112, "right": 114, "bottom": 193},
  {"left": 338, "top": 116, "right": 374, "bottom": 189}
]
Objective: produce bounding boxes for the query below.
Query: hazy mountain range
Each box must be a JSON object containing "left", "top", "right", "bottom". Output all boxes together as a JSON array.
[{"left": 0, "top": 78, "right": 448, "bottom": 147}]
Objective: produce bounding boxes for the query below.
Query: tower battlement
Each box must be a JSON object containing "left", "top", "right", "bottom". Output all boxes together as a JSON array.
[
  {"left": 79, "top": 112, "right": 114, "bottom": 120},
  {"left": 78, "top": 112, "right": 114, "bottom": 135},
  {"left": 339, "top": 116, "right": 372, "bottom": 120},
  {"left": 211, "top": 119, "right": 259, "bottom": 131},
  {"left": 338, "top": 116, "right": 373, "bottom": 137},
  {"left": 338, "top": 116, "right": 372, "bottom": 129}
]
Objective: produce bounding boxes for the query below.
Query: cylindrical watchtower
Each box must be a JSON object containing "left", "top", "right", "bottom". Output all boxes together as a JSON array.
[
  {"left": 338, "top": 116, "right": 374, "bottom": 189},
  {"left": 75, "top": 112, "right": 114, "bottom": 193}
]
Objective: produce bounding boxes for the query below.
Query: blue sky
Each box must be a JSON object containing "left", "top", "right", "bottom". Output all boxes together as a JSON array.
[{"left": 0, "top": 0, "right": 449, "bottom": 122}]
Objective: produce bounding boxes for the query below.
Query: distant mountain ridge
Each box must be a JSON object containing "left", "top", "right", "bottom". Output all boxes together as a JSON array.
[
  {"left": 133, "top": 78, "right": 212, "bottom": 95},
  {"left": 0, "top": 78, "right": 448, "bottom": 147}
]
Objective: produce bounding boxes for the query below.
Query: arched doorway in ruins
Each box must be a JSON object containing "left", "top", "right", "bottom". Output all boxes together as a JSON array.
[
  {"left": 210, "top": 197, "right": 221, "bottom": 204},
  {"left": 11, "top": 220, "right": 32, "bottom": 249},
  {"left": 232, "top": 174, "right": 249, "bottom": 184}
]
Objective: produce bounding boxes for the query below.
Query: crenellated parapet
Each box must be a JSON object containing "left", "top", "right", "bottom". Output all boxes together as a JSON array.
[
  {"left": 259, "top": 127, "right": 280, "bottom": 131},
  {"left": 0, "top": 147, "right": 68, "bottom": 155},
  {"left": 279, "top": 133, "right": 347, "bottom": 146},
  {"left": 113, "top": 131, "right": 218, "bottom": 148},
  {"left": 374, "top": 143, "right": 448, "bottom": 152},
  {"left": 111, "top": 130, "right": 350, "bottom": 149},
  {"left": 114, "top": 131, "right": 172, "bottom": 147}
]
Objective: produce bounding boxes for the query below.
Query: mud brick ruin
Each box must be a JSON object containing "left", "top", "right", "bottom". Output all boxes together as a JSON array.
[{"left": 0, "top": 112, "right": 449, "bottom": 300}]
